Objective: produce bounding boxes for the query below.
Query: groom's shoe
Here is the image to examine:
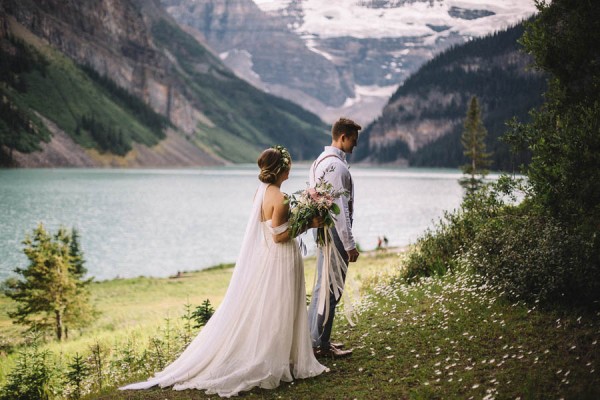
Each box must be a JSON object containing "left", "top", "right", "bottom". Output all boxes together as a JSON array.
[
  {"left": 330, "top": 341, "right": 345, "bottom": 349},
  {"left": 315, "top": 344, "right": 353, "bottom": 359}
]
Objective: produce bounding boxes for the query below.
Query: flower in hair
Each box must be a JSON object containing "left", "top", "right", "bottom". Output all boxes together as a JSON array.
[{"left": 271, "top": 145, "right": 291, "bottom": 173}]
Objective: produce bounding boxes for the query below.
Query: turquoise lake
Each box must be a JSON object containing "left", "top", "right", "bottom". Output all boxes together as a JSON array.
[{"left": 0, "top": 166, "right": 466, "bottom": 281}]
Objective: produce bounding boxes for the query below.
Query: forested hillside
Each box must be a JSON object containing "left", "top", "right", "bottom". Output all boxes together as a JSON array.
[
  {"left": 0, "top": 34, "right": 170, "bottom": 165},
  {"left": 354, "top": 21, "right": 546, "bottom": 170}
]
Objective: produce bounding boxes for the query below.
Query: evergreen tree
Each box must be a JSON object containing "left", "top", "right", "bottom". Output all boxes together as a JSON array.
[
  {"left": 190, "top": 299, "right": 215, "bottom": 329},
  {"left": 64, "top": 353, "right": 89, "bottom": 400},
  {"left": 3, "top": 224, "right": 96, "bottom": 341},
  {"left": 508, "top": 0, "right": 600, "bottom": 231},
  {"left": 69, "top": 228, "right": 87, "bottom": 278},
  {"left": 0, "top": 336, "right": 57, "bottom": 400},
  {"left": 62, "top": 227, "right": 95, "bottom": 339},
  {"left": 459, "top": 96, "right": 492, "bottom": 196}
]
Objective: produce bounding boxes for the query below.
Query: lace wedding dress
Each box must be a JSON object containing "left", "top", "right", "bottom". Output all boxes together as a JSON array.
[{"left": 120, "top": 182, "right": 326, "bottom": 397}]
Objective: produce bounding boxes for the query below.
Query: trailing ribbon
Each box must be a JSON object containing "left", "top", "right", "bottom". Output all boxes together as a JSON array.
[{"left": 314, "top": 227, "right": 356, "bottom": 328}]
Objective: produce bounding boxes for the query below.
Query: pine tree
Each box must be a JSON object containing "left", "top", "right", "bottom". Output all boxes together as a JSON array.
[
  {"left": 459, "top": 96, "right": 492, "bottom": 196},
  {"left": 69, "top": 228, "right": 87, "bottom": 278},
  {"left": 62, "top": 227, "right": 95, "bottom": 340},
  {"left": 3, "top": 224, "right": 96, "bottom": 341},
  {"left": 190, "top": 299, "right": 215, "bottom": 329},
  {"left": 65, "top": 353, "right": 89, "bottom": 400},
  {"left": 0, "top": 335, "right": 57, "bottom": 400}
]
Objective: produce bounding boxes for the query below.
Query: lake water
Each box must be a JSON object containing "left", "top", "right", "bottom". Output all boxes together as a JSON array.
[{"left": 0, "top": 166, "right": 465, "bottom": 281}]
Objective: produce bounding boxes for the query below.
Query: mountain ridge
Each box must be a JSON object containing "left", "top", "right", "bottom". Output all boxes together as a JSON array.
[
  {"left": 0, "top": 0, "right": 328, "bottom": 167},
  {"left": 250, "top": 0, "right": 536, "bottom": 124}
]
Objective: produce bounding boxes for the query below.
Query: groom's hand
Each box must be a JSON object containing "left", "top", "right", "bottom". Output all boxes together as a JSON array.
[{"left": 347, "top": 248, "right": 359, "bottom": 262}]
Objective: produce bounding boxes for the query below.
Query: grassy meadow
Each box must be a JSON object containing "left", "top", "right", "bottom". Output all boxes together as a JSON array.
[
  {"left": 0, "top": 250, "right": 401, "bottom": 386},
  {"left": 2, "top": 250, "right": 599, "bottom": 399}
]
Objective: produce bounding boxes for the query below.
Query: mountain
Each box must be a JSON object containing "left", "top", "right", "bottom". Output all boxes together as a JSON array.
[
  {"left": 0, "top": 0, "right": 328, "bottom": 167},
  {"left": 164, "top": 0, "right": 536, "bottom": 125},
  {"left": 160, "top": 0, "right": 357, "bottom": 125},
  {"left": 161, "top": 0, "right": 354, "bottom": 107},
  {"left": 351, "top": 21, "right": 547, "bottom": 170}
]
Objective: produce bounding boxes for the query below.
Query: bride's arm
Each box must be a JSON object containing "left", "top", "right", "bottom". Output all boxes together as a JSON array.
[{"left": 271, "top": 193, "right": 292, "bottom": 243}]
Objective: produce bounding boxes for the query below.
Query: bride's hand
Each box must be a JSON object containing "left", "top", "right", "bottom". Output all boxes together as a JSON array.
[{"left": 309, "top": 216, "right": 325, "bottom": 229}]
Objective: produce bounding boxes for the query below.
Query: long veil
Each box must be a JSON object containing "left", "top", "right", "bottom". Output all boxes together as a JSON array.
[{"left": 120, "top": 183, "right": 274, "bottom": 391}]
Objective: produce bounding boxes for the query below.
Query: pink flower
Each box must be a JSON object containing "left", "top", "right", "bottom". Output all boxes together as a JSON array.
[{"left": 308, "top": 188, "right": 320, "bottom": 202}]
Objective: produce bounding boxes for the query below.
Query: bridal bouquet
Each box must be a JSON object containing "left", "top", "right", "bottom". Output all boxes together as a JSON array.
[{"left": 286, "top": 166, "right": 348, "bottom": 246}]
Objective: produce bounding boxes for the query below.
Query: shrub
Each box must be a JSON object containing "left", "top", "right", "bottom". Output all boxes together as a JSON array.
[
  {"left": 402, "top": 178, "right": 511, "bottom": 282},
  {"left": 465, "top": 207, "right": 600, "bottom": 307},
  {"left": 404, "top": 174, "right": 600, "bottom": 308},
  {"left": 402, "top": 211, "right": 467, "bottom": 282},
  {"left": 0, "top": 338, "right": 59, "bottom": 400}
]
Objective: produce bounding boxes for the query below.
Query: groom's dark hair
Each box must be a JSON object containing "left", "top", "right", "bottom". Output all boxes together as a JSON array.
[{"left": 332, "top": 117, "right": 361, "bottom": 140}]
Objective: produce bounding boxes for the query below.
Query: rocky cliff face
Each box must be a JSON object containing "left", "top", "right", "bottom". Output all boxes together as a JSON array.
[
  {"left": 161, "top": 0, "right": 354, "bottom": 112},
  {"left": 4, "top": 0, "right": 215, "bottom": 135}
]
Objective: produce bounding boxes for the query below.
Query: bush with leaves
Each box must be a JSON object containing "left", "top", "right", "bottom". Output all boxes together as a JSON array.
[
  {"left": 403, "top": 177, "right": 512, "bottom": 282},
  {"left": 464, "top": 204, "right": 600, "bottom": 307},
  {"left": 406, "top": 170, "right": 600, "bottom": 308}
]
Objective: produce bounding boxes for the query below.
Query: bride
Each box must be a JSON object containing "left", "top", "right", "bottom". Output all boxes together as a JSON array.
[{"left": 120, "top": 146, "right": 327, "bottom": 397}]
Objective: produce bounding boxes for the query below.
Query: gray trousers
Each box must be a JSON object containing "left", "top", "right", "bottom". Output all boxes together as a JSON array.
[{"left": 308, "top": 228, "right": 349, "bottom": 348}]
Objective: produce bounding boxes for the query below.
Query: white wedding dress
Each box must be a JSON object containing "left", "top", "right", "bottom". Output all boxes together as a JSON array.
[{"left": 120, "top": 182, "right": 326, "bottom": 397}]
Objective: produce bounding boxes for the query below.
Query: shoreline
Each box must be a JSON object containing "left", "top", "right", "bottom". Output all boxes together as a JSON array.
[{"left": 103, "top": 245, "right": 409, "bottom": 283}]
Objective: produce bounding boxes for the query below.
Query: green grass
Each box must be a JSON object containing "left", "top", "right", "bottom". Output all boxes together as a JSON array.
[
  {"left": 2, "top": 251, "right": 599, "bottom": 399},
  {"left": 97, "top": 261, "right": 599, "bottom": 399}
]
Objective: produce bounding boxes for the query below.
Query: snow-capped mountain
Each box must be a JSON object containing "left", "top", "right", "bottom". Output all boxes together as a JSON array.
[
  {"left": 255, "top": 0, "right": 535, "bottom": 40},
  {"left": 254, "top": 0, "right": 536, "bottom": 124},
  {"left": 165, "top": 0, "right": 536, "bottom": 125}
]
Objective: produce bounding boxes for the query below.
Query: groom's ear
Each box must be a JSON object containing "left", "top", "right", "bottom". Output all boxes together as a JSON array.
[{"left": 342, "top": 131, "right": 358, "bottom": 141}]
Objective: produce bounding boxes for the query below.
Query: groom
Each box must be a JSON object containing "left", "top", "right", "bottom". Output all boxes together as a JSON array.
[{"left": 308, "top": 117, "right": 361, "bottom": 358}]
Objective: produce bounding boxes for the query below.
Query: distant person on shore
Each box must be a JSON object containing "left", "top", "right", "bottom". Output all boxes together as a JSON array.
[
  {"left": 120, "top": 146, "right": 326, "bottom": 397},
  {"left": 308, "top": 117, "right": 361, "bottom": 359}
]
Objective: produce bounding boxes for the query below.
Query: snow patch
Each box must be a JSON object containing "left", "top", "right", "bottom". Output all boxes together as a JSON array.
[
  {"left": 305, "top": 38, "right": 335, "bottom": 61},
  {"left": 343, "top": 84, "right": 400, "bottom": 107},
  {"left": 253, "top": 0, "right": 536, "bottom": 40},
  {"left": 252, "top": 0, "right": 291, "bottom": 13}
]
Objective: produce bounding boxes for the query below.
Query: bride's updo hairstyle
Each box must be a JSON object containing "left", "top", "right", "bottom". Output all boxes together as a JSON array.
[{"left": 257, "top": 145, "right": 292, "bottom": 183}]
